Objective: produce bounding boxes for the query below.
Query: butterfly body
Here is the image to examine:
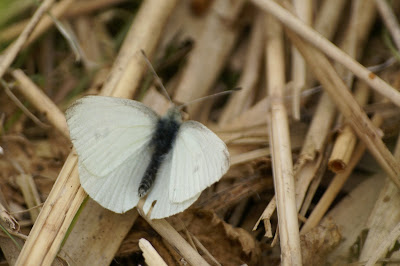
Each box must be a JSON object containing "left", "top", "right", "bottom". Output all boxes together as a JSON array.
[
  {"left": 139, "top": 107, "right": 182, "bottom": 197},
  {"left": 66, "top": 96, "right": 229, "bottom": 219}
]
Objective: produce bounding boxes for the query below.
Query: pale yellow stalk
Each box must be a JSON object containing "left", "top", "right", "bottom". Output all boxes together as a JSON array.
[{"left": 265, "top": 13, "right": 302, "bottom": 265}]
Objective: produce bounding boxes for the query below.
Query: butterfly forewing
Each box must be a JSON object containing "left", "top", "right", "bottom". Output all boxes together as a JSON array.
[
  {"left": 169, "top": 121, "right": 230, "bottom": 203},
  {"left": 66, "top": 96, "right": 158, "bottom": 177}
]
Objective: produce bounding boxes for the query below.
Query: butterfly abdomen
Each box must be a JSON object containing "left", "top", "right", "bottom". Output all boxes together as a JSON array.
[{"left": 138, "top": 112, "right": 181, "bottom": 197}]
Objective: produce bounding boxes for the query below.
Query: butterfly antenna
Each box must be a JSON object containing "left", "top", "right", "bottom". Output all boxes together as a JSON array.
[
  {"left": 141, "top": 50, "right": 173, "bottom": 103},
  {"left": 178, "top": 87, "right": 241, "bottom": 110}
]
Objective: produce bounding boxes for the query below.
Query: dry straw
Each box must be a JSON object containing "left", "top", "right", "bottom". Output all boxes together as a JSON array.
[{"left": 2, "top": 0, "right": 400, "bottom": 265}]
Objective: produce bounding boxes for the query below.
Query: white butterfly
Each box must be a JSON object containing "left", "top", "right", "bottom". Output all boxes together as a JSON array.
[{"left": 66, "top": 95, "right": 230, "bottom": 219}]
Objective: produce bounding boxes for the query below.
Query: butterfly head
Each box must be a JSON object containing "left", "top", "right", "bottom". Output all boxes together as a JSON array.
[{"left": 165, "top": 106, "right": 182, "bottom": 123}]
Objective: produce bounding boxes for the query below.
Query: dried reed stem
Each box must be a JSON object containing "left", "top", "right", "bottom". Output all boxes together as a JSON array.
[
  {"left": 174, "top": 0, "right": 244, "bottom": 118},
  {"left": 298, "top": 148, "right": 330, "bottom": 218},
  {"left": 101, "top": 1, "right": 177, "bottom": 98},
  {"left": 16, "top": 153, "right": 86, "bottom": 265},
  {"left": 25, "top": 0, "right": 76, "bottom": 48},
  {"left": 313, "top": 0, "right": 347, "bottom": 42},
  {"left": 11, "top": 69, "right": 69, "bottom": 139},
  {"left": 251, "top": 0, "right": 400, "bottom": 108},
  {"left": 375, "top": 0, "right": 400, "bottom": 51},
  {"left": 328, "top": 126, "right": 357, "bottom": 172},
  {"left": 219, "top": 12, "right": 264, "bottom": 125},
  {"left": 139, "top": 238, "right": 168, "bottom": 266},
  {"left": 290, "top": 0, "right": 312, "bottom": 120},
  {"left": 292, "top": 0, "right": 348, "bottom": 169},
  {"left": 15, "top": 174, "right": 42, "bottom": 222},
  {"left": 253, "top": 197, "right": 275, "bottom": 237},
  {"left": 0, "top": 0, "right": 55, "bottom": 79},
  {"left": 265, "top": 14, "right": 302, "bottom": 265},
  {"left": 295, "top": 93, "right": 335, "bottom": 168},
  {"left": 192, "top": 235, "right": 221, "bottom": 266},
  {"left": 328, "top": 0, "right": 376, "bottom": 172},
  {"left": 67, "top": 0, "right": 128, "bottom": 18},
  {"left": 294, "top": 158, "right": 322, "bottom": 211},
  {"left": 365, "top": 221, "right": 400, "bottom": 266},
  {"left": 60, "top": 201, "right": 138, "bottom": 265},
  {"left": 141, "top": 218, "right": 209, "bottom": 266},
  {"left": 359, "top": 129, "right": 400, "bottom": 261},
  {"left": 328, "top": 82, "right": 370, "bottom": 172},
  {"left": 230, "top": 148, "right": 270, "bottom": 166},
  {"left": 223, "top": 97, "right": 269, "bottom": 129},
  {"left": 0, "top": 0, "right": 126, "bottom": 42}
]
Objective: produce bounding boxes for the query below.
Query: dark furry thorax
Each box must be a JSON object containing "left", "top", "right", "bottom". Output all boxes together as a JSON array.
[{"left": 138, "top": 107, "right": 182, "bottom": 197}]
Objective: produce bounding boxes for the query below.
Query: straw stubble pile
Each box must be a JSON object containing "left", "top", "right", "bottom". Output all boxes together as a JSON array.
[{"left": 1, "top": 0, "right": 400, "bottom": 265}]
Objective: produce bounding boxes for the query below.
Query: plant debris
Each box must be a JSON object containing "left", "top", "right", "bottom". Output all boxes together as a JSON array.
[{"left": 1, "top": 0, "right": 400, "bottom": 265}]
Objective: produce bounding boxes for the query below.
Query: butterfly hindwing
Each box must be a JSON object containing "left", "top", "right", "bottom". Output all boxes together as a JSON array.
[
  {"left": 169, "top": 121, "right": 230, "bottom": 203},
  {"left": 79, "top": 145, "right": 152, "bottom": 213},
  {"left": 66, "top": 96, "right": 159, "bottom": 177},
  {"left": 143, "top": 151, "right": 201, "bottom": 219}
]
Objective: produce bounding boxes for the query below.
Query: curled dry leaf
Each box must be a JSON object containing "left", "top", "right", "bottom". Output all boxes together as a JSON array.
[
  {"left": 300, "top": 219, "right": 341, "bottom": 266},
  {"left": 176, "top": 209, "right": 261, "bottom": 265}
]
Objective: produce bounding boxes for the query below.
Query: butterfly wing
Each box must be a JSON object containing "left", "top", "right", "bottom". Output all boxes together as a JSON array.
[
  {"left": 169, "top": 121, "right": 230, "bottom": 203},
  {"left": 66, "top": 96, "right": 159, "bottom": 177},
  {"left": 142, "top": 152, "right": 201, "bottom": 219},
  {"left": 79, "top": 146, "right": 152, "bottom": 213}
]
